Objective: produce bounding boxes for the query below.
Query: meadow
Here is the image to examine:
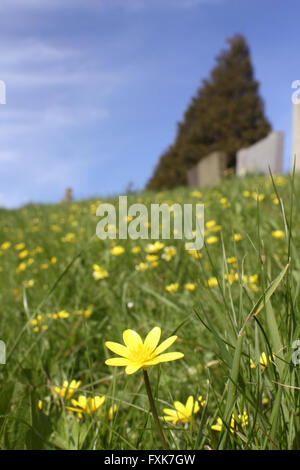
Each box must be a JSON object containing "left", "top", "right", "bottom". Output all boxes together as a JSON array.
[{"left": 0, "top": 172, "right": 299, "bottom": 450}]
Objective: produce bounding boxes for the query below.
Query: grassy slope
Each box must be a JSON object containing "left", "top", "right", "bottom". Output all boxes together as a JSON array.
[{"left": 0, "top": 173, "right": 299, "bottom": 449}]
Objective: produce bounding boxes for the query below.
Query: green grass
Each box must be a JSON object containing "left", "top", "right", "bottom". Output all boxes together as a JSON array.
[{"left": 0, "top": 172, "right": 300, "bottom": 450}]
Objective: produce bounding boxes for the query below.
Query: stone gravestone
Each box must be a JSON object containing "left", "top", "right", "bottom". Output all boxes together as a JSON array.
[
  {"left": 236, "top": 131, "right": 284, "bottom": 176},
  {"left": 292, "top": 102, "right": 300, "bottom": 170},
  {"left": 187, "top": 151, "right": 227, "bottom": 188},
  {"left": 62, "top": 187, "right": 73, "bottom": 202}
]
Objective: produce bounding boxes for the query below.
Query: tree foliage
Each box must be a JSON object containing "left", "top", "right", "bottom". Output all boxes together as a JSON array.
[{"left": 147, "top": 34, "right": 271, "bottom": 190}]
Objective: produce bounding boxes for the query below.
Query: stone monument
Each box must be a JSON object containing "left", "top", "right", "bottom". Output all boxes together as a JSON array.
[
  {"left": 236, "top": 131, "right": 284, "bottom": 176},
  {"left": 187, "top": 151, "right": 227, "bottom": 188}
]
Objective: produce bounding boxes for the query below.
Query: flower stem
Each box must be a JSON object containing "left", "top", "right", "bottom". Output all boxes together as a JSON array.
[{"left": 143, "top": 369, "right": 168, "bottom": 450}]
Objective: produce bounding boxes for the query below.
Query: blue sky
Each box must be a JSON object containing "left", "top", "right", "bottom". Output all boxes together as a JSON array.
[{"left": 0, "top": 0, "right": 299, "bottom": 207}]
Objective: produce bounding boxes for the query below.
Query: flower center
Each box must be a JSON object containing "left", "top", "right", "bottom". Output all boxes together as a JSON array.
[{"left": 128, "top": 343, "right": 156, "bottom": 364}]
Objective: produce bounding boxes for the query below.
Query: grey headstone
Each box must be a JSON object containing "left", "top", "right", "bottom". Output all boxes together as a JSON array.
[
  {"left": 186, "top": 151, "right": 227, "bottom": 187},
  {"left": 236, "top": 131, "right": 284, "bottom": 176}
]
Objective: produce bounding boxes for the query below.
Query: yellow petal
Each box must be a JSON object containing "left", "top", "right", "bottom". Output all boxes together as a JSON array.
[
  {"left": 185, "top": 396, "right": 194, "bottom": 415},
  {"left": 154, "top": 336, "right": 177, "bottom": 355},
  {"left": 93, "top": 396, "right": 105, "bottom": 408},
  {"left": 144, "top": 327, "right": 161, "bottom": 352},
  {"left": 163, "top": 408, "right": 179, "bottom": 417},
  {"left": 162, "top": 415, "right": 177, "bottom": 423},
  {"left": 125, "top": 363, "right": 141, "bottom": 375},
  {"left": 174, "top": 401, "right": 186, "bottom": 414},
  {"left": 105, "top": 358, "right": 129, "bottom": 366},
  {"left": 105, "top": 341, "right": 130, "bottom": 358},
  {"left": 123, "top": 329, "right": 143, "bottom": 350},
  {"left": 156, "top": 352, "right": 184, "bottom": 363}
]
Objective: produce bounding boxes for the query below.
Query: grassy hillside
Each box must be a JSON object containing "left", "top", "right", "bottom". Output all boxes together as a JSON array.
[{"left": 0, "top": 172, "right": 300, "bottom": 450}]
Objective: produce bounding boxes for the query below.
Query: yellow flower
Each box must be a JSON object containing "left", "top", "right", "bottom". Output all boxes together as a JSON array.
[
  {"left": 165, "top": 283, "right": 179, "bottom": 293},
  {"left": 136, "top": 262, "right": 149, "bottom": 272},
  {"left": 249, "top": 274, "right": 258, "bottom": 284},
  {"left": 211, "top": 412, "right": 248, "bottom": 433},
  {"left": 184, "top": 283, "right": 196, "bottom": 291},
  {"left": 233, "top": 233, "right": 243, "bottom": 242},
  {"left": 61, "top": 232, "right": 76, "bottom": 243},
  {"left": 77, "top": 306, "right": 93, "bottom": 318},
  {"left": 93, "top": 264, "right": 109, "bottom": 280},
  {"left": 57, "top": 310, "right": 70, "bottom": 319},
  {"left": 52, "top": 380, "right": 81, "bottom": 400},
  {"left": 191, "top": 190, "right": 202, "bottom": 198},
  {"left": 131, "top": 246, "right": 141, "bottom": 254},
  {"left": 206, "top": 236, "right": 218, "bottom": 245},
  {"left": 50, "top": 257, "right": 57, "bottom": 264},
  {"left": 146, "top": 254, "right": 159, "bottom": 262},
  {"left": 1, "top": 241, "right": 11, "bottom": 250},
  {"left": 105, "top": 326, "right": 184, "bottom": 375},
  {"left": 23, "top": 279, "right": 34, "bottom": 288},
  {"left": 207, "top": 277, "right": 218, "bottom": 288},
  {"left": 250, "top": 352, "right": 273, "bottom": 370},
  {"left": 252, "top": 192, "right": 264, "bottom": 202},
  {"left": 227, "top": 256, "right": 236, "bottom": 264},
  {"left": 110, "top": 245, "right": 125, "bottom": 256},
  {"left": 162, "top": 246, "right": 176, "bottom": 261},
  {"left": 16, "top": 262, "right": 27, "bottom": 273},
  {"left": 272, "top": 230, "right": 285, "bottom": 240},
  {"left": 108, "top": 404, "right": 117, "bottom": 420},
  {"left": 206, "top": 220, "right": 216, "bottom": 229},
  {"left": 188, "top": 250, "right": 202, "bottom": 260},
  {"left": 66, "top": 395, "right": 105, "bottom": 419},
  {"left": 242, "top": 190, "right": 250, "bottom": 198},
  {"left": 15, "top": 242, "right": 25, "bottom": 251},
  {"left": 163, "top": 395, "right": 205, "bottom": 425},
  {"left": 145, "top": 241, "right": 165, "bottom": 253}
]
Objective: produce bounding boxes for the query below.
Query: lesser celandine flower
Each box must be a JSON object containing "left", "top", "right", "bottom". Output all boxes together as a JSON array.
[
  {"left": 76, "top": 306, "right": 93, "bottom": 318},
  {"left": 66, "top": 395, "right": 105, "bottom": 419},
  {"left": 272, "top": 230, "right": 285, "bottom": 240},
  {"left": 206, "top": 220, "right": 216, "bottom": 229},
  {"left": 206, "top": 236, "right": 218, "bottom": 245},
  {"left": 51, "top": 380, "right": 81, "bottom": 400},
  {"left": 190, "top": 190, "right": 202, "bottom": 198},
  {"left": 61, "top": 232, "right": 76, "bottom": 243},
  {"left": 162, "top": 396, "right": 205, "bottom": 425},
  {"left": 105, "top": 327, "right": 184, "bottom": 449},
  {"left": 184, "top": 283, "right": 196, "bottom": 291},
  {"left": 211, "top": 411, "right": 248, "bottom": 433},
  {"left": 131, "top": 246, "right": 141, "bottom": 254},
  {"left": 105, "top": 326, "right": 184, "bottom": 375},
  {"left": 188, "top": 250, "right": 202, "bottom": 260},
  {"left": 15, "top": 242, "right": 25, "bottom": 251},
  {"left": 110, "top": 245, "right": 124, "bottom": 256},
  {"left": 1, "top": 241, "right": 11, "bottom": 250},
  {"left": 250, "top": 352, "right": 274, "bottom": 370},
  {"left": 108, "top": 404, "right": 117, "bottom": 420},
  {"left": 207, "top": 277, "right": 218, "bottom": 288},
  {"left": 162, "top": 246, "right": 176, "bottom": 261},
  {"left": 165, "top": 283, "right": 179, "bottom": 293},
  {"left": 145, "top": 241, "right": 164, "bottom": 253},
  {"left": 93, "top": 264, "right": 109, "bottom": 280},
  {"left": 233, "top": 233, "right": 243, "bottom": 242}
]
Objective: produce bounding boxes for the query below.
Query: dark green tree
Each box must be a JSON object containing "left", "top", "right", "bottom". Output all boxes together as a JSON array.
[{"left": 147, "top": 34, "right": 271, "bottom": 190}]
